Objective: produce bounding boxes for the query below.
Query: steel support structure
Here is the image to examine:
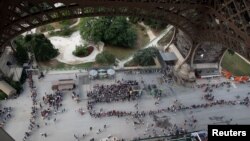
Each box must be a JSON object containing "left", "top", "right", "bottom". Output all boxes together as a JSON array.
[{"left": 0, "top": 0, "right": 249, "bottom": 59}]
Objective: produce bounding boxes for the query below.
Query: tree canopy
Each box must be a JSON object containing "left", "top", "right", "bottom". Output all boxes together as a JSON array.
[
  {"left": 80, "top": 17, "right": 137, "bottom": 48},
  {"left": 95, "top": 51, "right": 116, "bottom": 65},
  {"left": 13, "top": 35, "right": 29, "bottom": 64},
  {"left": 132, "top": 47, "right": 159, "bottom": 66},
  {"left": 14, "top": 34, "right": 59, "bottom": 62}
]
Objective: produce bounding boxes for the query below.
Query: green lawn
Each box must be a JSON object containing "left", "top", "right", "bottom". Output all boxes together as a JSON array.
[
  {"left": 104, "top": 24, "right": 149, "bottom": 60},
  {"left": 0, "top": 90, "right": 7, "bottom": 100},
  {"left": 38, "top": 59, "right": 94, "bottom": 70},
  {"left": 221, "top": 51, "right": 250, "bottom": 76}
]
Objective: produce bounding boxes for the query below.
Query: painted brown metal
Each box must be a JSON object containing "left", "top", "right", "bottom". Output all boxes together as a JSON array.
[{"left": 0, "top": 0, "right": 249, "bottom": 59}]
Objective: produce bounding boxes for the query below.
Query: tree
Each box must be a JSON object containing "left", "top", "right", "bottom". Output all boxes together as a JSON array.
[
  {"left": 14, "top": 34, "right": 59, "bottom": 62},
  {"left": 73, "top": 44, "right": 88, "bottom": 57},
  {"left": 133, "top": 47, "right": 159, "bottom": 66},
  {"left": 28, "top": 34, "right": 59, "bottom": 61},
  {"left": 13, "top": 36, "right": 29, "bottom": 64},
  {"left": 228, "top": 49, "right": 235, "bottom": 55},
  {"left": 95, "top": 51, "right": 116, "bottom": 65},
  {"left": 80, "top": 17, "right": 137, "bottom": 48}
]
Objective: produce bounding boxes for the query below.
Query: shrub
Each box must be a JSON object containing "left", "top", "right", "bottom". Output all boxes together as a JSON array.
[{"left": 73, "top": 45, "right": 94, "bottom": 57}]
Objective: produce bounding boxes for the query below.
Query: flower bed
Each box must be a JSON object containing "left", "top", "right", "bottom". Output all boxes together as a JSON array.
[{"left": 73, "top": 45, "right": 94, "bottom": 57}]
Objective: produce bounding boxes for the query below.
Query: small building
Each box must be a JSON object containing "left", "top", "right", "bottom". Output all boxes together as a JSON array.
[
  {"left": 0, "top": 81, "right": 16, "bottom": 97},
  {"left": 159, "top": 52, "right": 178, "bottom": 66},
  {"left": 52, "top": 79, "right": 75, "bottom": 91}
]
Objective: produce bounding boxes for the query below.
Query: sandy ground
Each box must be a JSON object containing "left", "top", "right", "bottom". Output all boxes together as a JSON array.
[
  {"left": 49, "top": 31, "right": 104, "bottom": 65},
  {"left": 2, "top": 70, "right": 250, "bottom": 141}
]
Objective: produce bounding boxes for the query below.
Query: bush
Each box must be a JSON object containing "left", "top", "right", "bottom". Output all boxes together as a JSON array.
[
  {"left": 24, "top": 34, "right": 59, "bottom": 62},
  {"left": 132, "top": 47, "right": 159, "bottom": 66},
  {"left": 80, "top": 17, "right": 137, "bottom": 48},
  {"left": 95, "top": 51, "right": 116, "bottom": 65},
  {"left": 0, "top": 90, "right": 8, "bottom": 100},
  {"left": 20, "top": 69, "right": 27, "bottom": 84},
  {"left": 73, "top": 45, "right": 94, "bottom": 57}
]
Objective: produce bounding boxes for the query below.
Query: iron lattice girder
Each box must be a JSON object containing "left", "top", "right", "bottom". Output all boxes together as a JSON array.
[{"left": 0, "top": 0, "right": 249, "bottom": 58}]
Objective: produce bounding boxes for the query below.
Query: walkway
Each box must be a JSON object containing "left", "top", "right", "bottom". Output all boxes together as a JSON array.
[
  {"left": 117, "top": 25, "right": 174, "bottom": 68},
  {"left": 49, "top": 31, "right": 104, "bottom": 65}
]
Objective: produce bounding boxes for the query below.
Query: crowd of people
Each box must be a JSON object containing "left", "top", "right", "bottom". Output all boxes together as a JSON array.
[
  {"left": 41, "top": 91, "right": 63, "bottom": 118},
  {"left": 89, "top": 97, "right": 250, "bottom": 119},
  {"left": 87, "top": 80, "right": 141, "bottom": 110},
  {"left": 23, "top": 71, "right": 40, "bottom": 141},
  {"left": 0, "top": 106, "right": 12, "bottom": 127},
  {"left": 196, "top": 82, "right": 231, "bottom": 89}
]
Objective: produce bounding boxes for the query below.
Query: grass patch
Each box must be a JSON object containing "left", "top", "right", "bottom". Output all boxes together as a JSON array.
[
  {"left": 38, "top": 59, "right": 95, "bottom": 70},
  {"left": 158, "top": 28, "right": 174, "bottom": 46},
  {"left": 221, "top": 50, "right": 250, "bottom": 76},
  {"left": 49, "top": 27, "right": 77, "bottom": 37},
  {"left": 0, "top": 90, "right": 8, "bottom": 100},
  {"left": 37, "top": 19, "right": 78, "bottom": 33},
  {"left": 104, "top": 24, "right": 149, "bottom": 60}
]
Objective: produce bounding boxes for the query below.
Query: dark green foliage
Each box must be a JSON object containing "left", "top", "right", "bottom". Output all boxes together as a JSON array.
[
  {"left": 30, "top": 34, "right": 59, "bottom": 61},
  {"left": 17, "top": 34, "right": 59, "bottom": 62},
  {"left": 73, "top": 45, "right": 88, "bottom": 57},
  {"left": 13, "top": 36, "right": 29, "bottom": 64},
  {"left": 144, "top": 19, "right": 166, "bottom": 30},
  {"left": 0, "top": 90, "right": 8, "bottom": 100},
  {"left": 95, "top": 51, "right": 116, "bottom": 65},
  {"left": 20, "top": 69, "right": 27, "bottom": 84},
  {"left": 59, "top": 20, "right": 71, "bottom": 27},
  {"left": 132, "top": 47, "right": 159, "bottom": 66},
  {"left": 228, "top": 49, "right": 235, "bottom": 55},
  {"left": 80, "top": 17, "right": 137, "bottom": 48}
]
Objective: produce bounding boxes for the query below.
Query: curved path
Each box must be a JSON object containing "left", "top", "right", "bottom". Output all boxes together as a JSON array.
[{"left": 49, "top": 31, "right": 104, "bottom": 65}]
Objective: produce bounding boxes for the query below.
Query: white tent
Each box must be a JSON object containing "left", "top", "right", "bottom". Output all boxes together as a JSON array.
[
  {"left": 89, "top": 70, "right": 98, "bottom": 78},
  {"left": 107, "top": 69, "right": 115, "bottom": 76},
  {"left": 0, "top": 81, "right": 16, "bottom": 97}
]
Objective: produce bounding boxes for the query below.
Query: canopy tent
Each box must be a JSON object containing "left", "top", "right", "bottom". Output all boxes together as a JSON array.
[
  {"left": 98, "top": 69, "right": 106, "bottom": 73},
  {"left": 89, "top": 70, "right": 98, "bottom": 77},
  {"left": 107, "top": 69, "right": 115, "bottom": 76},
  {"left": 98, "top": 69, "right": 107, "bottom": 78}
]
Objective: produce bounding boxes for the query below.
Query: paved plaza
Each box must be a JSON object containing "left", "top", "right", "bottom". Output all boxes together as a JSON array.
[{"left": 1, "top": 70, "right": 250, "bottom": 141}]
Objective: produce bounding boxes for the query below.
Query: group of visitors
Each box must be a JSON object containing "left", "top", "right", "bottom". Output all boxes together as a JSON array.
[
  {"left": 41, "top": 90, "right": 63, "bottom": 119},
  {"left": 125, "top": 69, "right": 162, "bottom": 75},
  {"left": 23, "top": 71, "right": 40, "bottom": 141},
  {"left": 87, "top": 80, "right": 140, "bottom": 110},
  {"left": 0, "top": 106, "right": 12, "bottom": 127},
  {"left": 196, "top": 82, "right": 231, "bottom": 89},
  {"left": 88, "top": 97, "right": 250, "bottom": 119}
]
